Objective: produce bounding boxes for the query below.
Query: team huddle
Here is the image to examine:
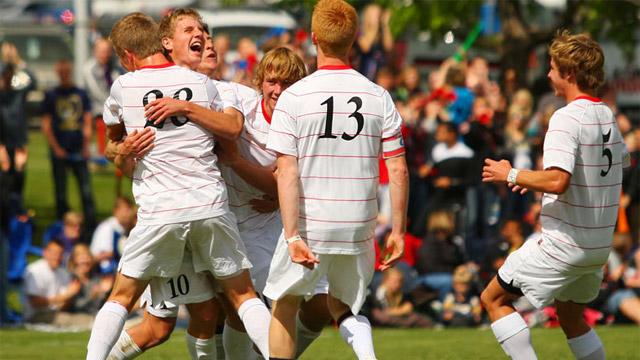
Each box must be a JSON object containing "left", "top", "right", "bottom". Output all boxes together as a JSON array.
[{"left": 85, "top": 0, "right": 628, "bottom": 360}]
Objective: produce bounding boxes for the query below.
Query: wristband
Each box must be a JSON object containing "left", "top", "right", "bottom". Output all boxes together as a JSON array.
[
  {"left": 507, "top": 168, "right": 519, "bottom": 185},
  {"left": 286, "top": 234, "right": 302, "bottom": 244}
]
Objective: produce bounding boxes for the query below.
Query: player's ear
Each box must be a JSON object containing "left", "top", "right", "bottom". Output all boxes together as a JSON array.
[
  {"left": 311, "top": 32, "right": 318, "bottom": 45},
  {"left": 161, "top": 36, "right": 173, "bottom": 52}
]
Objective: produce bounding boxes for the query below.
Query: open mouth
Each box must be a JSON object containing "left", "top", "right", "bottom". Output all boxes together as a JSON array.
[{"left": 189, "top": 41, "right": 203, "bottom": 54}]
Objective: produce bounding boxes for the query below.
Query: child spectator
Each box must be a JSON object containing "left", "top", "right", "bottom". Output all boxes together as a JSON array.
[
  {"left": 371, "top": 268, "right": 432, "bottom": 328},
  {"left": 435, "top": 265, "right": 482, "bottom": 327},
  {"left": 67, "top": 244, "right": 111, "bottom": 319}
]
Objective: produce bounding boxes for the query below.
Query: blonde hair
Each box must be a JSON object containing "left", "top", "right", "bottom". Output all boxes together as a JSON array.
[
  {"left": 159, "top": 8, "right": 203, "bottom": 43},
  {"left": 63, "top": 211, "right": 83, "bottom": 226},
  {"left": 426, "top": 211, "right": 455, "bottom": 233},
  {"left": 311, "top": 0, "right": 358, "bottom": 58},
  {"left": 110, "top": 12, "right": 163, "bottom": 59},
  {"left": 68, "top": 243, "right": 93, "bottom": 273},
  {"left": 254, "top": 47, "right": 307, "bottom": 91},
  {"left": 549, "top": 30, "right": 605, "bottom": 91}
]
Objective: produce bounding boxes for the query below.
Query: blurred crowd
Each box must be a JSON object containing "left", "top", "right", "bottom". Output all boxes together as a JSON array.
[{"left": 1, "top": 3, "right": 638, "bottom": 330}]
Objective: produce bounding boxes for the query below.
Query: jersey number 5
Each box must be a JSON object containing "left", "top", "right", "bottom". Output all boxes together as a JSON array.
[
  {"left": 600, "top": 129, "right": 612, "bottom": 177},
  {"left": 143, "top": 88, "right": 193, "bottom": 129},
  {"left": 319, "top": 96, "right": 364, "bottom": 140}
]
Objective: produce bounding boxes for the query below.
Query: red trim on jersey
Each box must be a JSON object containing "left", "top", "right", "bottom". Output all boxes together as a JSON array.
[
  {"left": 318, "top": 64, "right": 352, "bottom": 70},
  {"left": 540, "top": 214, "right": 614, "bottom": 229},
  {"left": 140, "top": 62, "right": 175, "bottom": 69},
  {"left": 544, "top": 232, "right": 612, "bottom": 250},
  {"left": 383, "top": 148, "right": 405, "bottom": 158},
  {"left": 261, "top": 98, "right": 272, "bottom": 124},
  {"left": 573, "top": 95, "right": 601, "bottom": 103}
]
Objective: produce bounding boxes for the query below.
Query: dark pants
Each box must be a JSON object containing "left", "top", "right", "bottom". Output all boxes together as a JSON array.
[{"left": 50, "top": 154, "right": 96, "bottom": 234}]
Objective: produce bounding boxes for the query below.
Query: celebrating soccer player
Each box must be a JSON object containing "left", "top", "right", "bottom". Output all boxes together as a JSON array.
[
  {"left": 263, "top": 1, "right": 409, "bottom": 359},
  {"left": 481, "top": 31, "right": 630, "bottom": 360}
]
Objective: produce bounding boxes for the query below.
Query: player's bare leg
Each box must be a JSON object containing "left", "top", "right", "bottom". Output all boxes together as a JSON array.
[
  {"left": 219, "top": 271, "right": 271, "bottom": 358},
  {"left": 555, "top": 300, "right": 605, "bottom": 360},
  {"left": 295, "top": 294, "right": 332, "bottom": 358},
  {"left": 269, "top": 295, "right": 301, "bottom": 359},
  {"left": 87, "top": 273, "right": 149, "bottom": 360},
  {"left": 481, "top": 276, "right": 537, "bottom": 360},
  {"left": 184, "top": 299, "right": 220, "bottom": 359},
  {"left": 109, "top": 298, "right": 220, "bottom": 360},
  {"left": 327, "top": 294, "right": 376, "bottom": 360}
]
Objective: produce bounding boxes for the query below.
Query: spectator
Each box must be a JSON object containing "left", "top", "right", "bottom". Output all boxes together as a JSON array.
[
  {"left": 434, "top": 265, "right": 482, "bottom": 327},
  {"left": 231, "top": 37, "right": 258, "bottom": 86},
  {"left": 445, "top": 64, "right": 474, "bottom": 126},
  {"left": 213, "top": 33, "right": 233, "bottom": 81},
  {"left": 43, "top": 211, "right": 84, "bottom": 259},
  {"left": 90, "top": 197, "right": 135, "bottom": 274},
  {"left": 371, "top": 268, "right": 432, "bottom": 328},
  {"left": 354, "top": 3, "right": 394, "bottom": 80},
  {"left": 67, "top": 244, "right": 111, "bottom": 319},
  {"left": 415, "top": 211, "right": 465, "bottom": 300},
  {"left": 23, "top": 240, "right": 78, "bottom": 324},
  {"left": 0, "top": 42, "right": 36, "bottom": 215},
  {"left": 605, "top": 247, "right": 640, "bottom": 324},
  {"left": 395, "top": 65, "right": 422, "bottom": 103},
  {"left": 82, "top": 38, "right": 122, "bottom": 164},
  {"left": 41, "top": 59, "right": 96, "bottom": 233},
  {"left": 412, "top": 122, "right": 474, "bottom": 235}
]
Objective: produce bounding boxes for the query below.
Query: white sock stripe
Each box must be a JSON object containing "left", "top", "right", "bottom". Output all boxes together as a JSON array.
[
  {"left": 568, "top": 329, "right": 603, "bottom": 359},
  {"left": 491, "top": 312, "right": 529, "bottom": 343}
]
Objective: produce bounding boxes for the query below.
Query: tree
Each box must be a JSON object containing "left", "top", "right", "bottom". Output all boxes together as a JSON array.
[{"left": 384, "top": 0, "right": 640, "bottom": 89}]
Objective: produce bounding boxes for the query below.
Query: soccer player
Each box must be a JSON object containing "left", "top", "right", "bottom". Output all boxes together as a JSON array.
[
  {"left": 481, "top": 31, "right": 629, "bottom": 360},
  {"left": 86, "top": 12, "right": 270, "bottom": 360},
  {"left": 264, "top": 1, "right": 409, "bottom": 359},
  {"left": 216, "top": 46, "right": 333, "bottom": 360}
]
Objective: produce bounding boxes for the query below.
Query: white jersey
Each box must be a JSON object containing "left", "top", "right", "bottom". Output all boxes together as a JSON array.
[
  {"left": 103, "top": 63, "right": 227, "bottom": 225},
  {"left": 23, "top": 259, "right": 71, "bottom": 319},
  {"left": 539, "top": 96, "right": 628, "bottom": 270},
  {"left": 219, "top": 84, "right": 279, "bottom": 232},
  {"left": 267, "top": 66, "right": 404, "bottom": 255}
]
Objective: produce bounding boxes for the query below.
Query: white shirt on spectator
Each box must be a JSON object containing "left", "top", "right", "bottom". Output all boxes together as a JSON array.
[{"left": 23, "top": 259, "right": 71, "bottom": 319}]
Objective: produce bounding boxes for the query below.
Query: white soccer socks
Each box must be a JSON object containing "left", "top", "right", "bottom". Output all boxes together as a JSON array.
[
  {"left": 223, "top": 322, "right": 257, "bottom": 360},
  {"left": 294, "top": 314, "right": 323, "bottom": 358},
  {"left": 186, "top": 333, "right": 216, "bottom": 360},
  {"left": 491, "top": 312, "right": 537, "bottom": 360},
  {"left": 237, "top": 298, "right": 271, "bottom": 358},
  {"left": 567, "top": 329, "right": 605, "bottom": 360},
  {"left": 87, "top": 301, "right": 129, "bottom": 360},
  {"left": 107, "top": 331, "right": 142, "bottom": 360},
  {"left": 338, "top": 314, "right": 377, "bottom": 360}
]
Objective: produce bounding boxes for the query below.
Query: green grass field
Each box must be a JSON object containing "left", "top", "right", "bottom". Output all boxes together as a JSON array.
[
  {"left": 0, "top": 326, "right": 639, "bottom": 359},
  {"left": 10, "top": 131, "right": 640, "bottom": 359}
]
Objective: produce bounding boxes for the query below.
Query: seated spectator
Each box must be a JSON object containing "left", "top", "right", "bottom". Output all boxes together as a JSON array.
[
  {"left": 43, "top": 211, "right": 84, "bottom": 259},
  {"left": 371, "top": 268, "right": 432, "bottom": 328},
  {"left": 23, "top": 240, "right": 78, "bottom": 324},
  {"left": 434, "top": 265, "right": 482, "bottom": 327},
  {"left": 415, "top": 211, "right": 465, "bottom": 300},
  {"left": 605, "top": 246, "right": 640, "bottom": 324},
  {"left": 90, "top": 197, "right": 135, "bottom": 274},
  {"left": 67, "top": 244, "right": 111, "bottom": 318}
]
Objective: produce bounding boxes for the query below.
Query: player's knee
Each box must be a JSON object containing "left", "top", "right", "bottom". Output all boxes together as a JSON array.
[
  {"left": 480, "top": 288, "right": 498, "bottom": 311},
  {"left": 149, "top": 322, "right": 174, "bottom": 345}
]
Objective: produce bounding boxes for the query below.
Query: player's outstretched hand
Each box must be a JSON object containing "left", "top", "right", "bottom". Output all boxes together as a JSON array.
[
  {"left": 482, "top": 158, "right": 511, "bottom": 184},
  {"left": 288, "top": 240, "right": 319, "bottom": 270},
  {"left": 379, "top": 232, "right": 405, "bottom": 271},
  {"left": 145, "top": 97, "right": 188, "bottom": 124},
  {"left": 121, "top": 128, "right": 155, "bottom": 159},
  {"left": 508, "top": 182, "right": 528, "bottom": 195}
]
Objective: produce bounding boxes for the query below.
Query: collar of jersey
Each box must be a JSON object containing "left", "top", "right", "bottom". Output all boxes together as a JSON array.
[
  {"left": 318, "top": 65, "right": 352, "bottom": 70},
  {"left": 261, "top": 98, "right": 272, "bottom": 124},
  {"left": 139, "top": 62, "right": 176, "bottom": 70},
  {"left": 573, "top": 95, "right": 601, "bottom": 103}
]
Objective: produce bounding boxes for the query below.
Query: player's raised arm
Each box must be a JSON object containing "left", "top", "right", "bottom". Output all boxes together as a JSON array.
[
  {"left": 143, "top": 91, "right": 243, "bottom": 140},
  {"left": 482, "top": 158, "right": 571, "bottom": 195}
]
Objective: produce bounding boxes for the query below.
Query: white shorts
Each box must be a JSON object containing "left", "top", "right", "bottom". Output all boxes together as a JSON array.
[
  {"left": 118, "top": 213, "right": 252, "bottom": 280},
  {"left": 498, "top": 238, "right": 603, "bottom": 309},
  {"left": 140, "top": 250, "right": 217, "bottom": 318},
  {"left": 241, "top": 216, "right": 282, "bottom": 294},
  {"left": 264, "top": 235, "right": 374, "bottom": 315}
]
